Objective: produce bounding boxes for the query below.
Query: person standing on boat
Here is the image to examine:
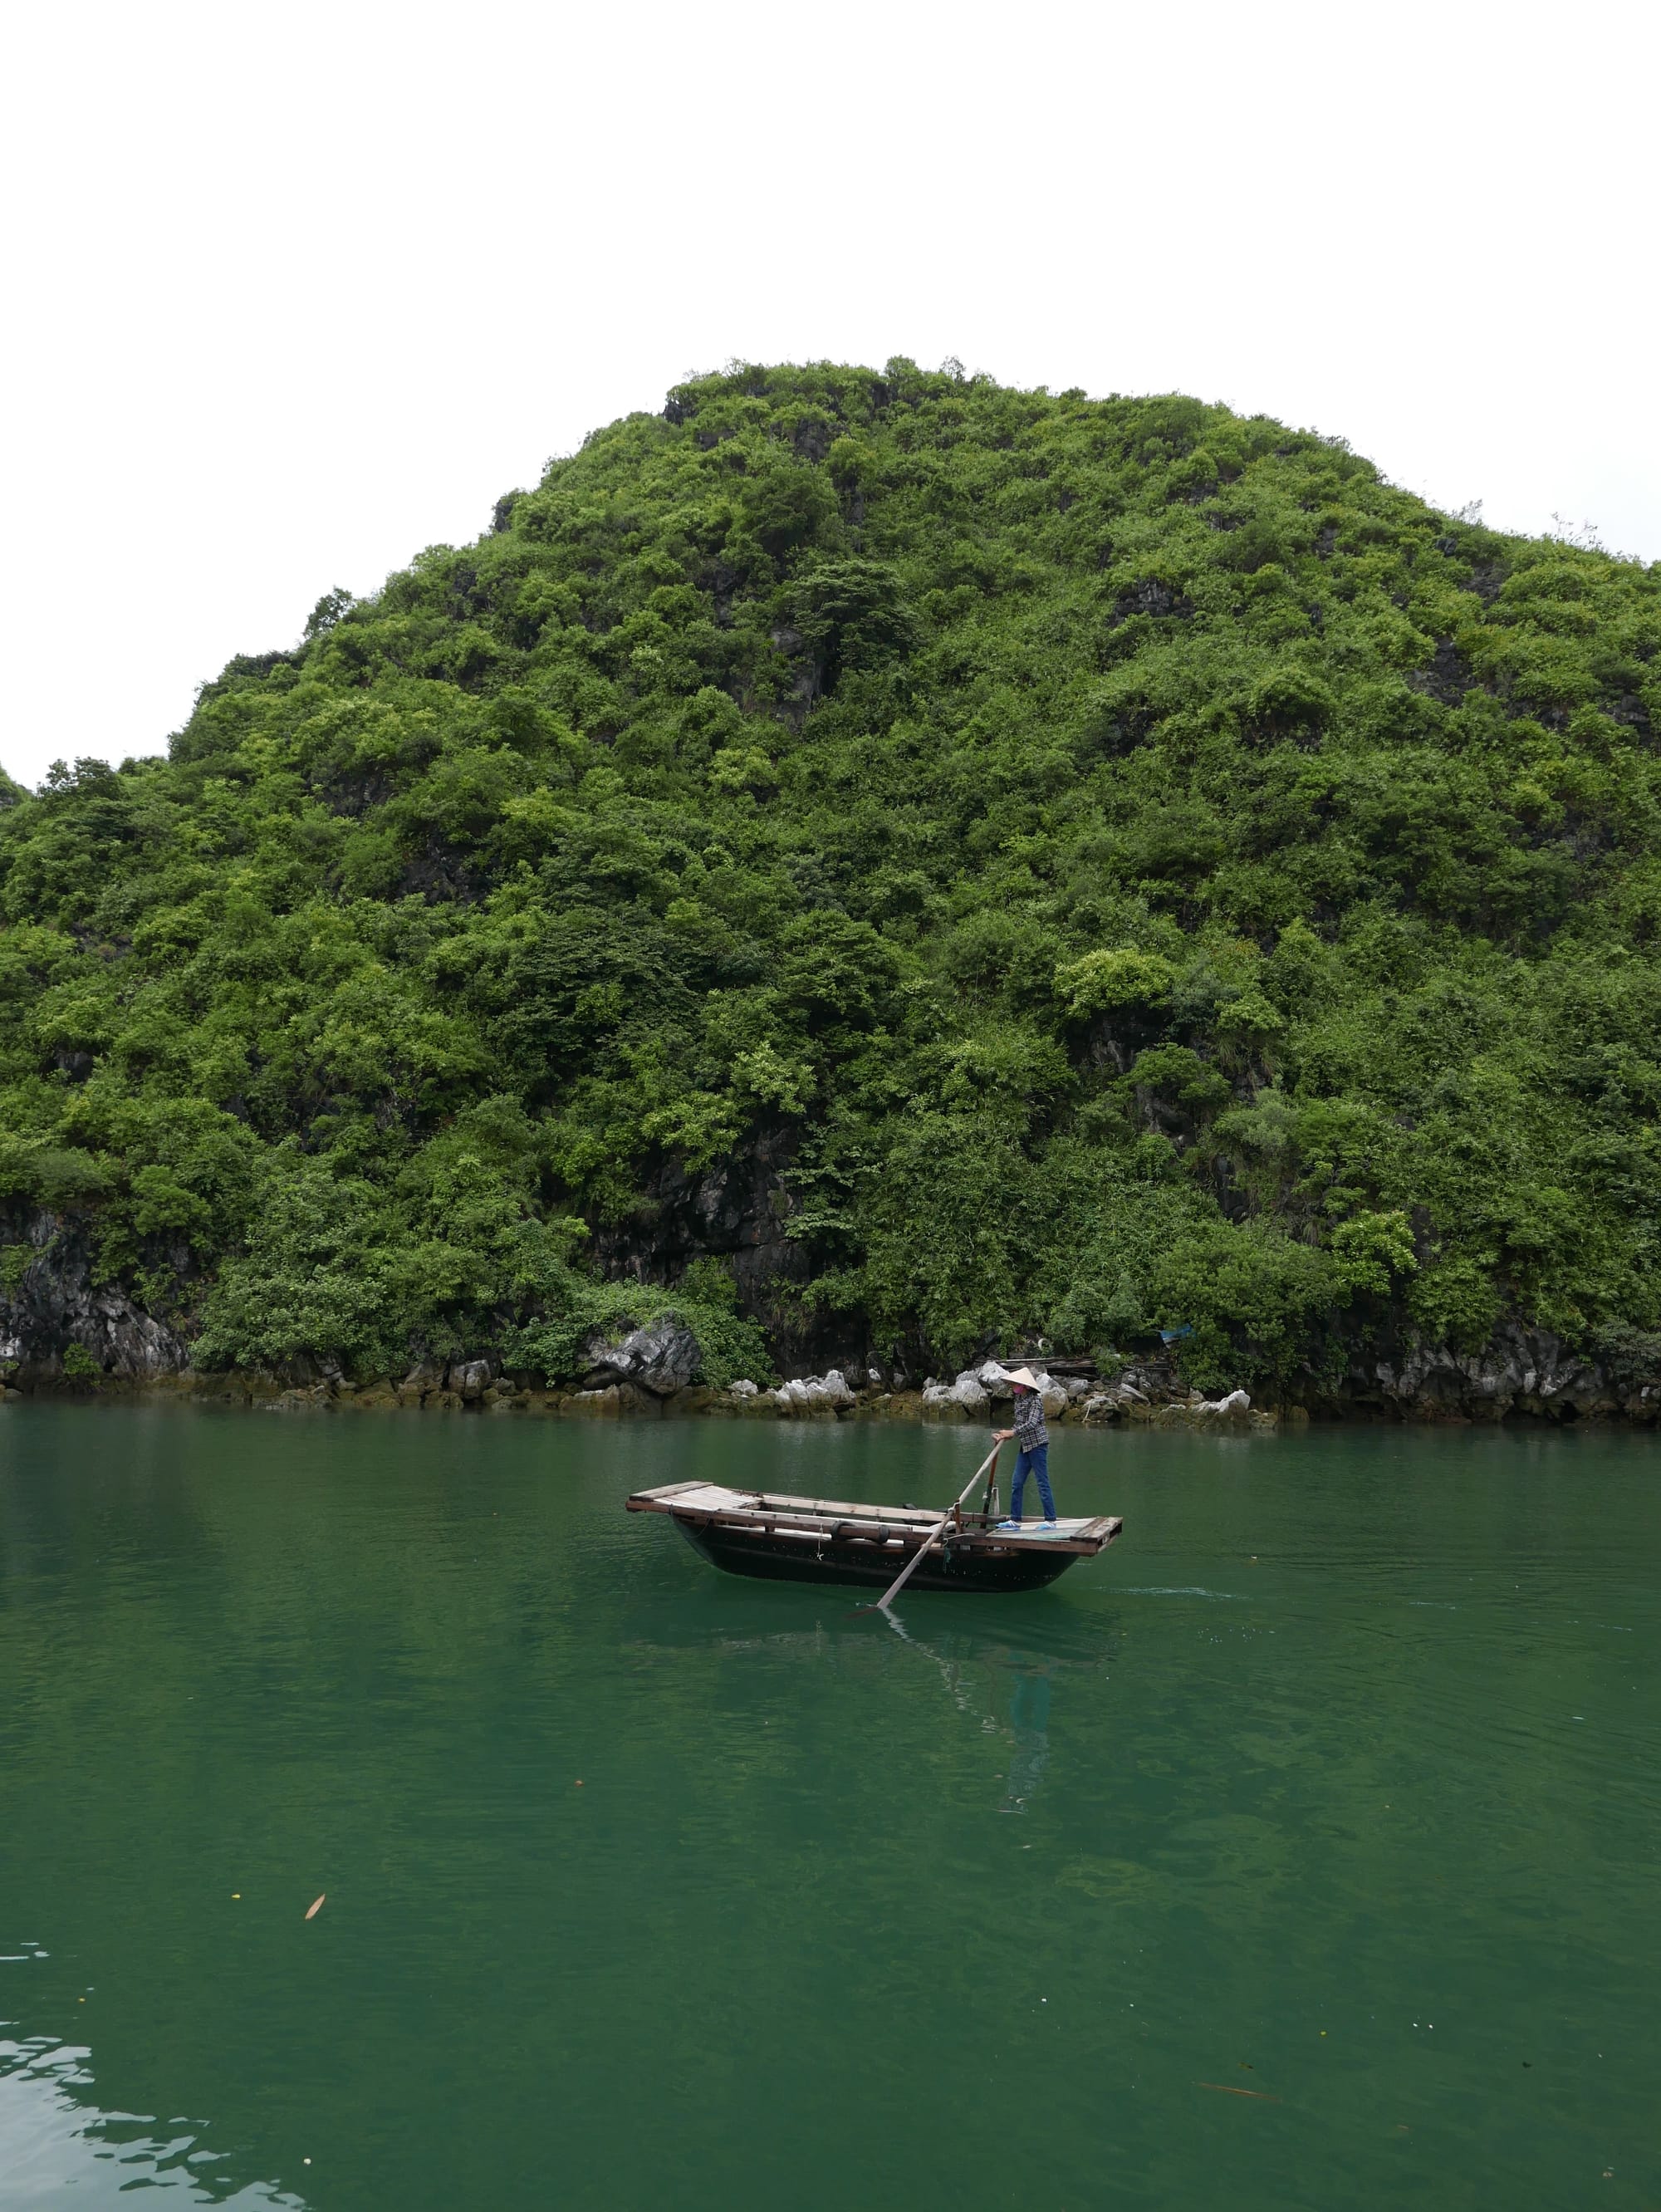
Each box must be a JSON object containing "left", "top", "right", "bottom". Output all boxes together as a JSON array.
[{"left": 993, "top": 1367, "right": 1056, "bottom": 1529}]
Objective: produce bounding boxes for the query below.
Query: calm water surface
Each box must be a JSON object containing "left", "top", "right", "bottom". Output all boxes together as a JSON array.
[{"left": 2, "top": 1404, "right": 1658, "bottom": 2210}]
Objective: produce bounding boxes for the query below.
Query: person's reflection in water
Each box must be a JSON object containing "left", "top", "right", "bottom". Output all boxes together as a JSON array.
[{"left": 999, "top": 1664, "right": 1052, "bottom": 1813}]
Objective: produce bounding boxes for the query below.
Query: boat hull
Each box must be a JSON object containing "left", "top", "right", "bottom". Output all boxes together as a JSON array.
[
  {"left": 674, "top": 1516, "right": 1081, "bottom": 1593},
  {"left": 626, "top": 1481, "right": 1122, "bottom": 1597}
]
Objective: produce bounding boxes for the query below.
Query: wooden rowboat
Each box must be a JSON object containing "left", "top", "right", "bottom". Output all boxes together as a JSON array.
[{"left": 625, "top": 1480, "right": 1124, "bottom": 1595}]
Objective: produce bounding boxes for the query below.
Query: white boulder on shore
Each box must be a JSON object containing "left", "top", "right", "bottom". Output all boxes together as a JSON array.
[
  {"left": 924, "top": 1372, "right": 989, "bottom": 1415},
  {"left": 1155, "top": 1386, "right": 1257, "bottom": 1427},
  {"left": 923, "top": 1365, "right": 1068, "bottom": 1420},
  {"left": 708, "top": 1361, "right": 1260, "bottom": 1428},
  {"left": 757, "top": 1368, "right": 858, "bottom": 1415},
  {"left": 1198, "top": 1388, "right": 1252, "bottom": 1416}
]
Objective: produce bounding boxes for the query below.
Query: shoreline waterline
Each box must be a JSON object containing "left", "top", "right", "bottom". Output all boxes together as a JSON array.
[{"left": 4, "top": 1371, "right": 1659, "bottom": 1428}]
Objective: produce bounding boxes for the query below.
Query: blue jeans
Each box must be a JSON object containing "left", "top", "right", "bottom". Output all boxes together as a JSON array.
[{"left": 1009, "top": 1444, "right": 1055, "bottom": 1523}]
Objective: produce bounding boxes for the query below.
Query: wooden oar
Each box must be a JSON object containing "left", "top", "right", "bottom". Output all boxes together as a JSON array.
[{"left": 865, "top": 1441, "right": 1002, "bottom": 1614}]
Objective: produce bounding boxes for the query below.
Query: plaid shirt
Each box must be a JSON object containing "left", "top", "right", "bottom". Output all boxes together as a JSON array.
[{"left": 1012, "top": 1388, "right": 1048, "bottom": 1451}]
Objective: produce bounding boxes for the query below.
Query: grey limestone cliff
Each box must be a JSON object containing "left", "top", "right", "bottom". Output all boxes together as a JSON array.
[{"left": 1, "top": 1211, "right": 189, "bottom": 1385}]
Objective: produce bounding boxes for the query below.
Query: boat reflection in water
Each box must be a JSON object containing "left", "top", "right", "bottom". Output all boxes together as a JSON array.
[
  {"left": 628, "top": 1600, "right": 1115, "bottom": 1820},
  {"left": 1002, "top": 1667, "right": 1051, "bottom": 1814},
  {"left": 878, "top": 1609, "right": 1089, "bottom": 1814}
]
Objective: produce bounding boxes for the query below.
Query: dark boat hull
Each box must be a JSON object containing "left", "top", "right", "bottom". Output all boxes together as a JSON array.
[{"left": 675, "top": 1516, "right": 1080, "bottom": 1593}]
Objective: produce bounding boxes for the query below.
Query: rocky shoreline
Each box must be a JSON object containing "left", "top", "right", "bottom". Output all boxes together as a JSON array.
[
  {"left": 2, "top": 1239, "right": 1658, "bottom": 1425},
  {"left": 3, "top": 1333, "right": 1656, "bottom": 1428},
  {"left": 0, "top": 1359, "right": 1280, "bottom": 1427}
]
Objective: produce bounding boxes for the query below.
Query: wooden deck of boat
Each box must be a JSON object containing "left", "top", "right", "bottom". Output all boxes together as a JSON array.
[{"left": 625, "top": 1481, "right": 1122, "bottom": 1557}]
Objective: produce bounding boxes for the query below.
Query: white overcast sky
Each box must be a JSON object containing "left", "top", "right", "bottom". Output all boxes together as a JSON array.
[{"left": 1, "top": 0, "right": 1655, "bottom": 788}]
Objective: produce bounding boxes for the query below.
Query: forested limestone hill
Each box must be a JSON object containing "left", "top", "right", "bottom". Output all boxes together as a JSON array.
[{"left": 2, "top": 361, "right": 1659, "bottom": 1412}]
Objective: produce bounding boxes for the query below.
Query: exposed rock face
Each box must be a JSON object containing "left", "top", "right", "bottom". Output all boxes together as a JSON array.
[
  {"left": 586, "top": 1126, "right": 817, "bottom": 1353},
  {"left": 582, "top": 1317, "right": 701, "bottom": 1397},
  {"left": 923, "top": 1371, "right": 989, "bottom": 1418},
  {"left": 1158, "top": 1389, "right": 1266, "bottom": 1428},
  {"left": 571, "top": 1384, "right": 623, "bottom": 1417},
  {"left": 1342, "top": 1323, "right": 1655, "bottom": 1421},
  {"left": 0, "top": 1212, "right": 189, "bottom": 1383},
  {"left": 971, "top": 1362, "right": 1071, "bottom": 1418},
  {"left": 924, "top": 1366, "right": 1068, "bottom": 1420},
  {"left": 447, "top": 1359, "right": 493, "bottom": 1401},
  {"left": 787, "top": 1371, "right": 849, "bottom": 1406},
  {"left": 1200, "top": 1389, "right": 1252, "bottom": 1418},
  {"left": 769, "top": 1369, "right": 857, "bottom": 1415}
]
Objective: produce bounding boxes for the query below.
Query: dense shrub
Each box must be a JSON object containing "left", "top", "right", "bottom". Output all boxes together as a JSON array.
[{"left": 2, "top": 361, "right": 1658, "bottom": 1387}]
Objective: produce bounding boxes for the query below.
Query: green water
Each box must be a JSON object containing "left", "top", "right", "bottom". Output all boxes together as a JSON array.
[{"left": 2, "top": 1406, "right": 1658, "bottom": 2210}]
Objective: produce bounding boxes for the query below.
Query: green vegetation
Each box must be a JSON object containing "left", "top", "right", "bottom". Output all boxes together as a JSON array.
[{"left": 2, "top": 360, "right": 1659, "bottom": 1391}]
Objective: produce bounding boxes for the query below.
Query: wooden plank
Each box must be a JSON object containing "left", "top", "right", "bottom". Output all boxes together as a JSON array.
[
  {"left": 635, "top": 1482, "right": 1117, "bottom": 1528},
  {"left": 637, "top": 1485, "right": 1124, "bottom": 1552},
  {"left": 750, "top": 1490, "right": 943, "bottom": 1526},
  {"left": 650, "top": 1484, "right": 895, "bottom": 1521},
  {"left": 705, "top": 1514, "right": 911, "bottom": 1546},
  {"left": 953, "top": 1536, "right": 1099, "bottom": 1556},
  {"left": 636, "top": 1484, "right": 757, "bottom": 1515},
  {"left": 674, "top": 1503, "right": 1122, "bottom": 1553},
  {"left": 951, "top": 1514, "right": 1123, "bottom": 1557},
  {"left": 626, "top": 1481, "right": 733, "bottom": 1513}
]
